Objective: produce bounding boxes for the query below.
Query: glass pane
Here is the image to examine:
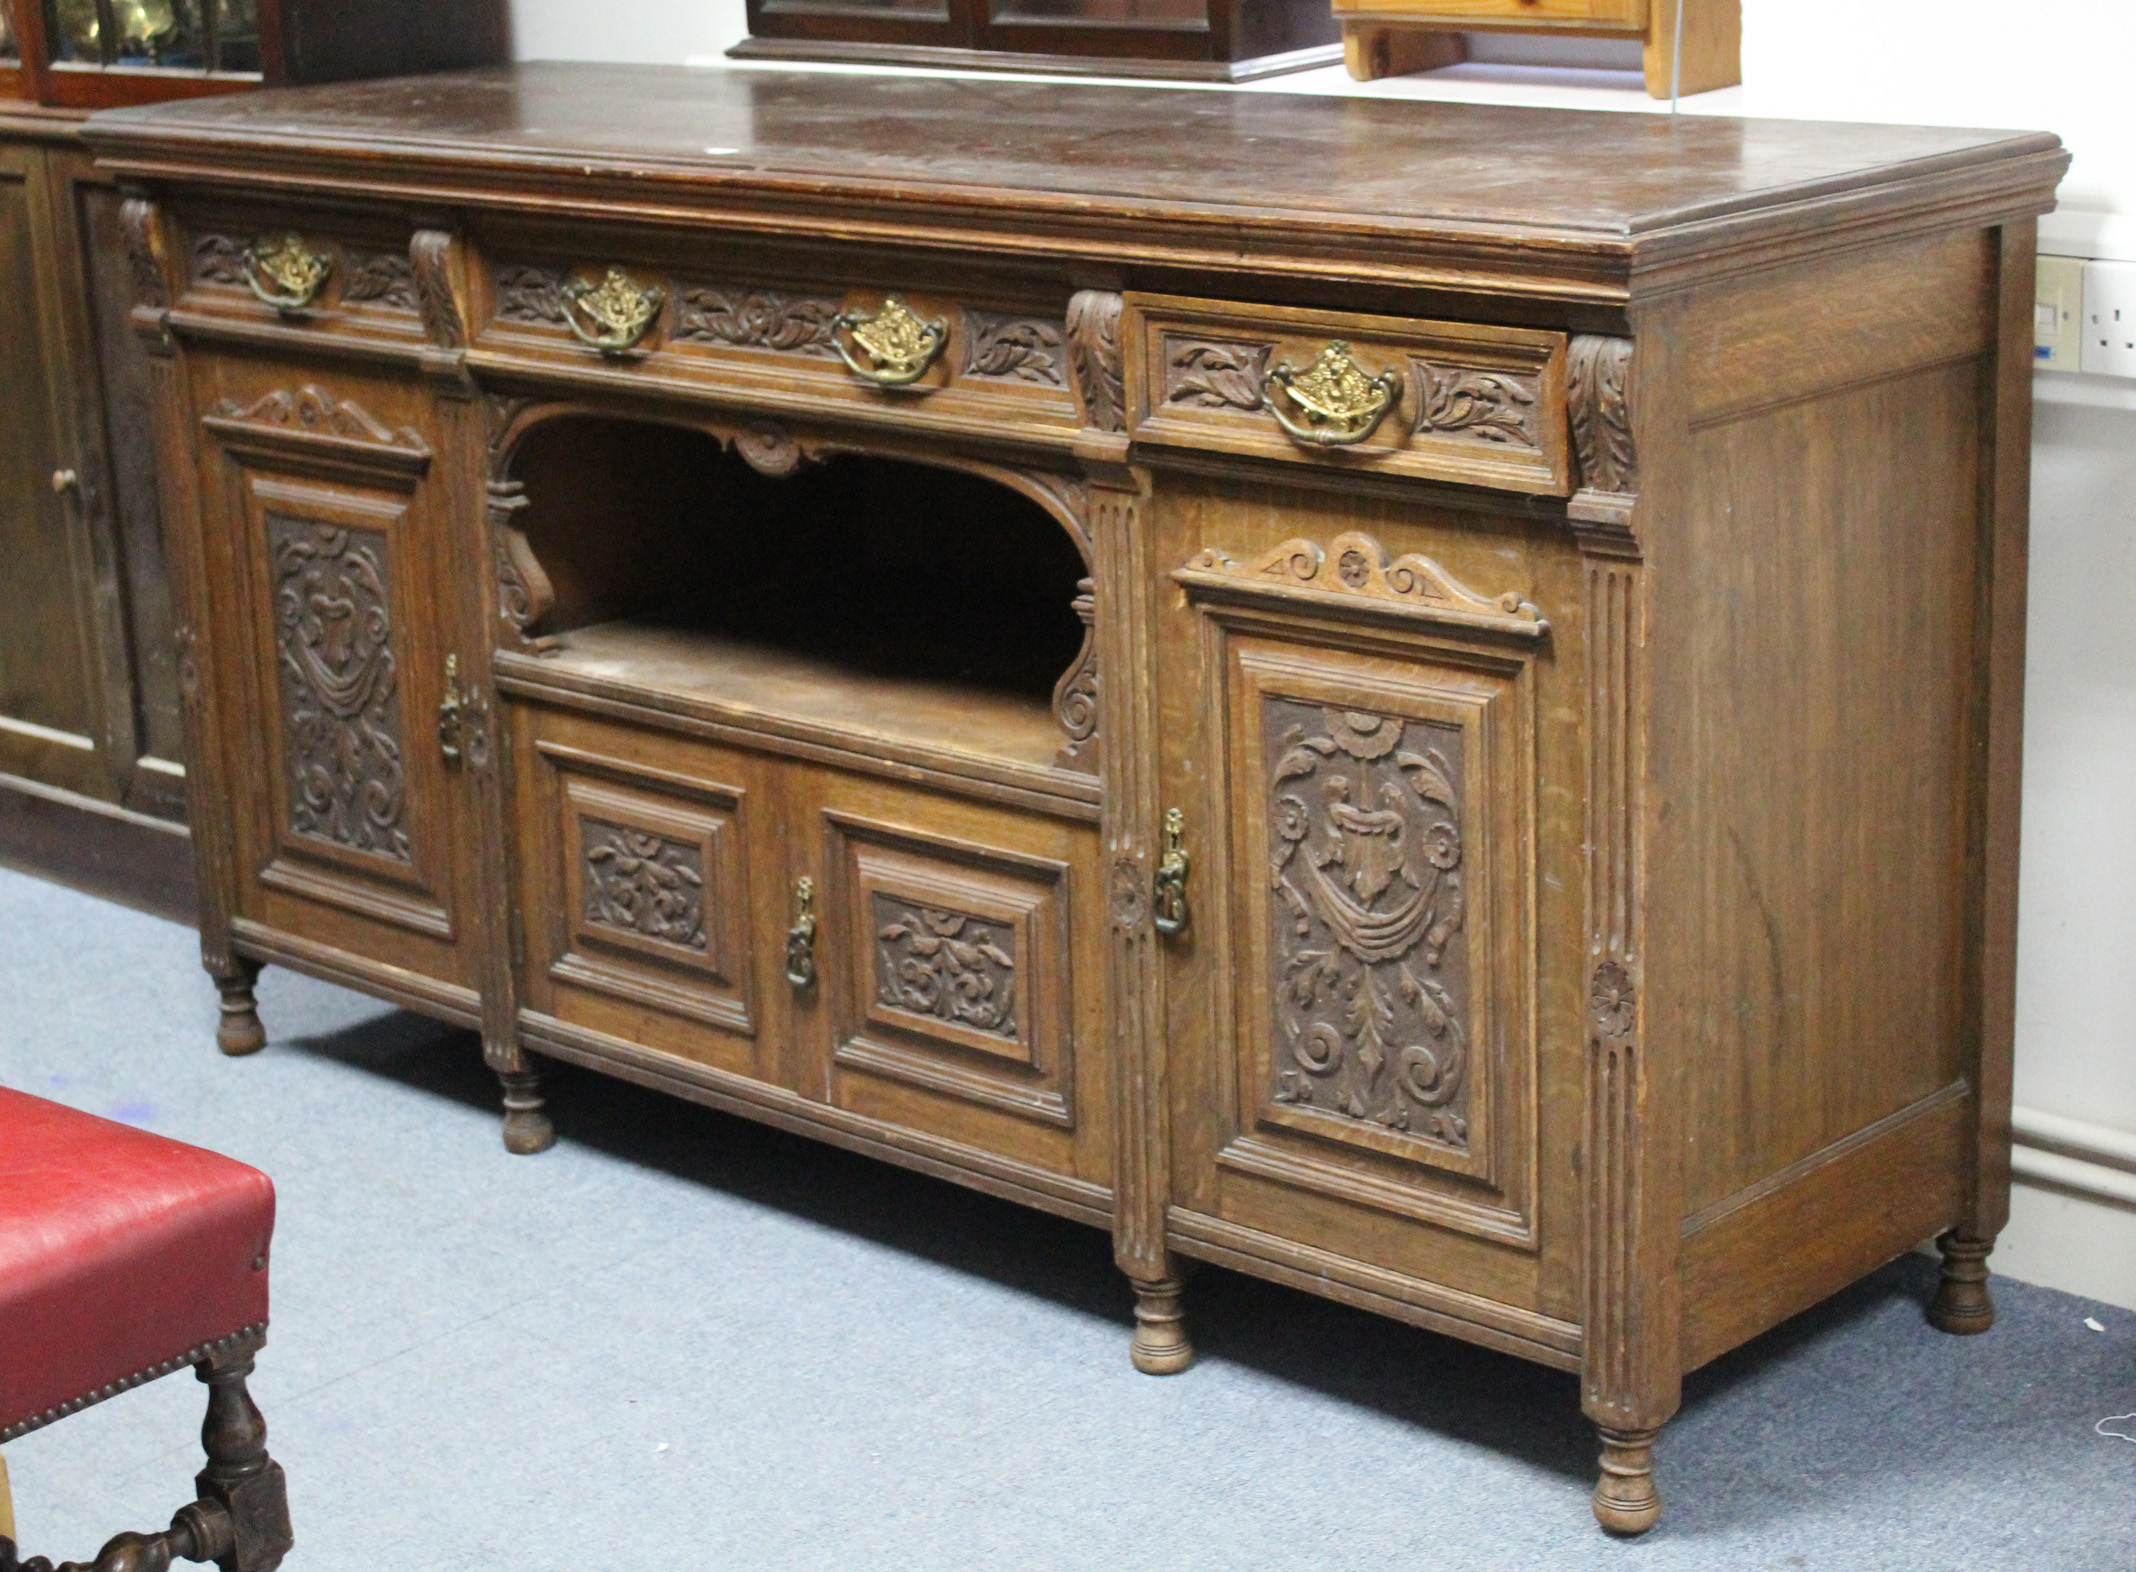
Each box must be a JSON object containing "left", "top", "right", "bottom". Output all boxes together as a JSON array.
[
  {"left": 211, "top": 0, "right": 257, "bottom": 71},
  {"left": 989, "top": 0, "right": 1206, "bottom": 21},
  {"left": 45, "top": 0, "right": 102, "bottom": 62},
  {"left": 111, "top": 0, "right": 205, "bottom": 66},
  {"left": 763, "top": 0, "right": 951, "bottom": 17}
]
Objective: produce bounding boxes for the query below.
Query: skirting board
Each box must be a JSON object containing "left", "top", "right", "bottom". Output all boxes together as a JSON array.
[
  {"left": 0, "top": 772, "right": 194, "bottom": 926},
  {"left": 1966, "top": 1106, "right": 2136, "bottom": 1312}
]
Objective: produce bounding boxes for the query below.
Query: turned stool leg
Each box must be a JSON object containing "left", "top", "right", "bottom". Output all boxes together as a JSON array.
[
  {"left": 1128, "top": 1273, "right": 1194, "bottom": 1375},
  {"left": 194, "top": 1348, "right": 293, "bottom": 1572},
  {"left": 1928, "top": 1229, "right": 1997, "bottom": 1334},
  {"left": 1591, "top": 1424, "right": 1662, "bottom": 1535},
  {"left": 497, "top": 1064, "right": 556, "bottom": 1155},
  {"left": 214, "top": 958, "right": 267, "bottom": 1057}
]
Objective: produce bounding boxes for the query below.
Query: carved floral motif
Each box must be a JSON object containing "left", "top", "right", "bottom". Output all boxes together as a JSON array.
[
  {"left": 675, "top": 286, "right": 841, "bottom": 355},
  {"left": 1267, "top": 696, "right": 1469, "bottom": 1148},
  {"left": 341, "top": 249, "right": 419, "bottom": 311},
  {"left": 875, "top": 897, "right": 1018, "bottom": 1040},
  {"left": 192, "top": 235, "right": 248, "bottom": 287},
  {"left": 1164, "top": 338, "right": 1270, "bottom": 410},
  {"left": 582, "top": 821, "right": 707, "bottom": 950},
  {"left": 494, "top": 265, "right": 567, "bottom": 325},
  {"left": 270, "top": 519, "right": 409, "bottom": 862},
  {"left": 1591, "top": 960, "right": 1636, "bottom": 1041},
  {"left": 1411, "top": 361, "right": 1540, "bottom": 447},
  {"left": 962, "top": 312, "right": 1066, "bottom": 385}
]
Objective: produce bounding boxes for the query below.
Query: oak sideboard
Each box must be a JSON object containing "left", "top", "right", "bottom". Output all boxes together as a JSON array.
[{"left": 85, "top": 66, "right": 2066, "bottom": 1533}]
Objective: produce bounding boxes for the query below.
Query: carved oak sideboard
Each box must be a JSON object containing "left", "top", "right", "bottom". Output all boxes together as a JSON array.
[{"left": 85, "top": 66, "right": 2066, "bottom": 1533}]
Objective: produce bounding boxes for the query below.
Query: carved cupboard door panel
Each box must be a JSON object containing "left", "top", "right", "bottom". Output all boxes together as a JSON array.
[
  {"left": 1157, "top": 515, "right": 1552, "bottom": 1315},
  {"left": 194, "top": 365, "right": 478, "bottom": 1003}
]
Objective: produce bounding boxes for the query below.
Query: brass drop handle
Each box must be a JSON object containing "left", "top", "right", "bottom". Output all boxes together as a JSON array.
[
  {"left": 51, "top": 469, "right": 79, "bottom": 496},
  {"left": 561, "top": 266, "right": 664, "bottom": 355},
  {"left": 1262, "top": 340, "right": 1403, "bottom": 448},
  {"left": 832, "top": 296, "right": 949, "bottom": 387},
  {"left": 1152, "top": 808, "right": 1191, "bottom": 938},
  {"left": 243, "top": 232, "right": 333, "bottom": 312},
  {"left": 438, "top": 653, "right": 465, "bottom": 767},
  {"left": 785, "top": 876, "right": 819, "bottom": 988}
]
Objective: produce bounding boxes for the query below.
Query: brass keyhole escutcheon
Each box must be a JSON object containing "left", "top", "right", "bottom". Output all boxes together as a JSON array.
[
  {"left": 785, "top": 876, "right": 819, "bottom": 988},
  {"left": 1152, "top": 808, "right": 1191, "bottom": 938}
]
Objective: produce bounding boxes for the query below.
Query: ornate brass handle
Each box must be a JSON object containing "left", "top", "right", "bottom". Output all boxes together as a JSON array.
[
  {"left": 51, "top": 469, "right": 79, "bottom": 496},
  {"left": 561, "top": 266, "right": 664, "bottom": 355},
  {"left": 1262, "top": 340, "right": 1403, "bottom": 448},
  {"left": 785, "top": 876, "right": 819, "bottom": 987},
  {"left": 438, "top": 653, "right": 465, "bottom": 768},
  {"left": 243, "top": 232, "right": 333, "bottom": 312},
  {"left": 832, "top": 296, "right": 948, "bottom": 387},
  {"left": 1152, "top": 808, "right": 1191, "bottom": 938}
]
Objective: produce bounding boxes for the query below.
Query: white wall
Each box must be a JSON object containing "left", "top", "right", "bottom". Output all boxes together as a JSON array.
[{"left": 504, "top": 0, "right": 2136, "bottom": 1308}]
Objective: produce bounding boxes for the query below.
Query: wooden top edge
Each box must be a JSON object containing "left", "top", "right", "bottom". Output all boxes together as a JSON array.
[{"left": 82, "top": 63, "right": 2065, "bottom": 239}]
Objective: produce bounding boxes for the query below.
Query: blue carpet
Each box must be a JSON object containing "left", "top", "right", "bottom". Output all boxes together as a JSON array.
[{"left": 2, "top": 865, "right": 2131, "bottom": 1570}]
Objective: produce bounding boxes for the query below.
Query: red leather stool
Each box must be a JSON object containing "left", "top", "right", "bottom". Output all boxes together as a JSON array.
[{"left": 0, "top": 1088, "right": 291, "bottom": 1572}]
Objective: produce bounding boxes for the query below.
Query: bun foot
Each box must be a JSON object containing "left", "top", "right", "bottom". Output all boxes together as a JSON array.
[
  {"left": 499, "top": 1068, "right": 556, "bottom": 1155},
  {"left": 1129, "top": 1275, "right": 1194, "bottom": 1375},
  {"left": 1592, "top": 1426, "right": 1662, "bottom": 1536},
  {"left": 1928, "top": 1231, "right": 1996, "bottom": 1334},
  {"left": 215, "top": 961, "right": 267, "bottom": 1057}
]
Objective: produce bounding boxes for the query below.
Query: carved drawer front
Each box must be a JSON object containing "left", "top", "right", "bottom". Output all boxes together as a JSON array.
[
  {"left": 1126, "top": 293, "right": 1572, "bottom": 496},
  {"left": 475, "top": 252, "right": 1078, "bottom": 435},
  {"left": 181, "top": 218, "right": 430, "bottom": 346},
  {"left": 532, "top": 738, "right": 757, "bottom": 1045},
  {"left": 824, "top": 813, "right": 1076, "bottom": 1133}
]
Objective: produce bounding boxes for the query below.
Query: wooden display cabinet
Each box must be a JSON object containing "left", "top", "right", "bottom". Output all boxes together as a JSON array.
[
  {"left": 88, "top": 64, "right": 2063, "bottom": 1533},
  {"left": 0, "top": 0, "right": 502, "bottom": 914},
  {"left": 1338, "top": 0, "right": 1739, "bottom": 97}
]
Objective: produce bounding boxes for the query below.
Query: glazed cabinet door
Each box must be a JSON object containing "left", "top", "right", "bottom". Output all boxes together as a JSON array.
[
  {"left": 1154, "top": 479, "right": 1579, "bottom": 1341},
  {"left": 190, "top": 360, "right": 480, "bottom": 1003}
]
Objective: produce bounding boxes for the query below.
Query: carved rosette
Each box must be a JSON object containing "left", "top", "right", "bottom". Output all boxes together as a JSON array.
[
  {"left": 582, "top": 821, "right": 707, "bottom": 950},
  {"left": 1164, "top": 337, "right": 1270, "bottom": 410},
  {"left": 874, "top": 897, "right": 1018, "bottom": 1040},
  {"left": 269, "top": 519, "right": 410, "bottom": 862},
  {"left": 1066, "top": 290, "right": 1125, "bottom": 434},
  {"left": 675, "top": 286, "right": 841, "bottom": 355},
  {"left": 963, "top": 312, "right": 1066, "bottom": 385},
  {"left": 1266, "top": 698, "right": 1470, "bottom": 1148},
  {"left": 1411, "top": 361, "right": 1541, "bottom": 447}
]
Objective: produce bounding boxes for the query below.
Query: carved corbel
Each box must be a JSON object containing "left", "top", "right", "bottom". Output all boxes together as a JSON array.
[
  {"left": 410, "top": 229, "right": 476, "bottom": 393},
  {"left": 489, "top": 479, "right": 555, "bottom": 652},
  {"left": 1566, "top": 335, "right": 1638, "bottom": 553},
  {"left": 120, "top": 197, "right": 175, "bottom": 356},
  {"left": 1053, "top": 578, "right": 1099, "bottom": 772},
  {"left": 1068, "top": 289, "right": 1127, "bottom": 453}
]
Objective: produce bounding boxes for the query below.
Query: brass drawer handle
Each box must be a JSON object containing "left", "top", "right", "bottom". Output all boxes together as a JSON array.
[
  {"left": 243, "top": 233, "right": 333, "bottom": 312},
  {"left": 1262, "top": 341, "right": 1402, "bottom": 448},
  {"left": 833, "top": 296, "right": 948, "bottom": 387},
  {"left": 1152, "top": 808, "right": 1191, "bottom": 938},
  {"left": 785, "top": 876, "right": 819, "bottom": 987},
  {"left": 562, "top": 266, "right": 664, "bottom": 354}
]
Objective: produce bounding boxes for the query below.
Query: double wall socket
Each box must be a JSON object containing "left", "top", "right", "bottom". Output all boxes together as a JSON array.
[
  {"left": 2037, "top": 255, "right": 2084, "bottom": 368},
  {"left": 2081, "top": 258, "right": 2136, "bottom": 379}
]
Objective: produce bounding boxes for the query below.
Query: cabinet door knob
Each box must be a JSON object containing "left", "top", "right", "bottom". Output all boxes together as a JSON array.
[
  {"left": 784, "top": 876, "right": 819, "bottom": 988},
  {"left": 1153, "top": 807, "right": 1192, "bottom": 938},
  {"left": 51, "top": 469, "right": 79, "bottom": 496}
]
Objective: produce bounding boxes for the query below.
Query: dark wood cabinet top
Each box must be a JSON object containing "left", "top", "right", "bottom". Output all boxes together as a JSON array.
[{"left": 85, "top": 63, "right": 2066, "bottom": 297}]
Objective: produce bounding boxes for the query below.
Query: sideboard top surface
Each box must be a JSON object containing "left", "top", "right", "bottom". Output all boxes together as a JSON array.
[{"left": 85, "top": 63, "right": 2067, "bottom": 293}]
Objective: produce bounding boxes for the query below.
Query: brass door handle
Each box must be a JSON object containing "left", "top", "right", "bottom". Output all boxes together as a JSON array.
[
  {"left": 1262, "top": 340, "right": 1402, "bottom": 448},
  {"left": 561, "top": 266, "right": 663, "bottom": 355},
  {"left": 785, "top": 876, "right": 819, "bottom": 987},
  {"left": 243, "top": 232, "right": 332, "bottom": 312},
  {"left": 1152, "top": 808, "right": 1191, "bottom": 938},
  {"left": 832, "top": 296, "right": 948, "bottom": 387},
  {"left": 51, "top": 469, "right": 79, "bottom": 496}
]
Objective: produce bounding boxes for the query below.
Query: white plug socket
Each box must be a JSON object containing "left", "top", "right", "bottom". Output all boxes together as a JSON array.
[
  {"left": 2080, "top": 259, "right": 2136, "bottom": 379},
  {"left": 2036, "top": 254, "right": 2084, "bottom": 369}
]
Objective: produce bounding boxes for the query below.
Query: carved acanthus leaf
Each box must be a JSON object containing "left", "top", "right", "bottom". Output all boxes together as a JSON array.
[
  {"left": 121, "top": 200, "right": 168, "bottom": 311},
  {"left": 874, "top": 897, "right": 1017, "bottom": 1040},
  {"left": 1066, "top": 290, "right": 1125, "bottom": 434},
  {"left": 1412, "top": 361, "right": 1540, "bottom": 448},
  {"left": 963, "top": 312, "right": 1066, "bottom": 386},
  {"left": 1164, "top": 337, "right": 1269, "bottom": 411},
  {"left": 582, "top": 821, "right": 707, "bottom": 950},
  {"left": 192, "top": 235, "right": 248, "bottom": 287},
  {"left": 1568, "top": 335, "right": 1637, "bottom": 496},
  {"left": 494, "top": 264, "right": 568, "bottom": 326},
  {"left": 342, "top": 249, "right": 419, "bottom": 311},
  {"left": 1177, "top": 532, "right": 1547, "bottom": 637},
  {"left": 208, "top": 387, "right": 428, "bottom": 455},
  {"left": 674, "top": 286, "right": 840, "bottom": 355},
  {"left": 409, "top": 231, "right": 465, "bottom": 350}
]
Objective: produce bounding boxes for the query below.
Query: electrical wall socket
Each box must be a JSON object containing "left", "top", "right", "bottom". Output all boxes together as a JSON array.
[
  {"left": 2037, "top": 255, "right": 2085, "bottom": 369},
  {"left": 2080, "top": 259, "right": 2136, "bottom": 379}
]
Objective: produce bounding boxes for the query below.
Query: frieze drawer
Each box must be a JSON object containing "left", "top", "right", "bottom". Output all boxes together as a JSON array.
[
  {"left": 177, "top": 218, "right": 433, "bottom": 347},
  {"left": 1125, "top": 294, "right": 1573, "bottom": 496}
]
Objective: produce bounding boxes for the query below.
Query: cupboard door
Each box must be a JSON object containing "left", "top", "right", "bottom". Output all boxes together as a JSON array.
[
  {"left": 1159, "top": 518, "right": 1546, "bottom": 1296},
  {"left": 195, "top": 366, "right": 477, "bottom": 995}
]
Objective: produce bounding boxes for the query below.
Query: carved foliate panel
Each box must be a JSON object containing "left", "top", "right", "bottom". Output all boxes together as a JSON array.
[
  {"left": 961, "top": 312, "right": 1066, "bottom": 386},
  {"left": 1410, "top": 361, "right": 1542, "bottom": 449},
  {"left": 674, "top": 286, "right": 841, "bottom": 355},
  {"left": 582, "top": 820, "right": 707, "bottom": 951},
  {"left": 1264, "top": 698, "right": 1471, "bottom": 1149},
  {"left": 1163, "top": 336, "right": 1270, "bottom": 410},
  {"left": 874, "top": 896, "right": 1018, "bottom": 1041},
  {"left": 342, "top": 249, "right": 419, "bottom": 312},
  {"left": 268, "top": 518, "right": 411, "bottom": 863}
]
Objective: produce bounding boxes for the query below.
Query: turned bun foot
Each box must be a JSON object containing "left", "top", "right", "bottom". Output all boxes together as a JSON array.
[
  {"left": 498, "top": 1068, "right": 556, "bottom": 1155},
  {"left": 1592, "top": 1427, "right": 1662, "bottom": 1536},
  {"left": 1928, "top": 1231, "right": 1996, "bottom": 1335},
  {"left": 214, "top": 962, "right": 267, "bottom": 1057},
  {"left": 1129, "top": 1275, "right": 1194, "bottom": 1375}
]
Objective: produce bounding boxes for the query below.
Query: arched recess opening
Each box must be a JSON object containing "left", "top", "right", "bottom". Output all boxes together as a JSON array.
[{"left": 495, "top": 414, "right": 1095, "bottom": 772}]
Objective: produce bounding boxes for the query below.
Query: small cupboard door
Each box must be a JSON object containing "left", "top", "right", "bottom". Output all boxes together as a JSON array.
[
  {"left": 1157, "top": 505, "right": 1549, "bottom": 1306},
  {"left": 194, "top": 364, "right": 479, "bottom": 1000}
]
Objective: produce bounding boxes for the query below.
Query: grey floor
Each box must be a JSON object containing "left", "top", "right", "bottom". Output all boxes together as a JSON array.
[{"left": 2, "top": 866, "right": 2132, "bottom": 1571}]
